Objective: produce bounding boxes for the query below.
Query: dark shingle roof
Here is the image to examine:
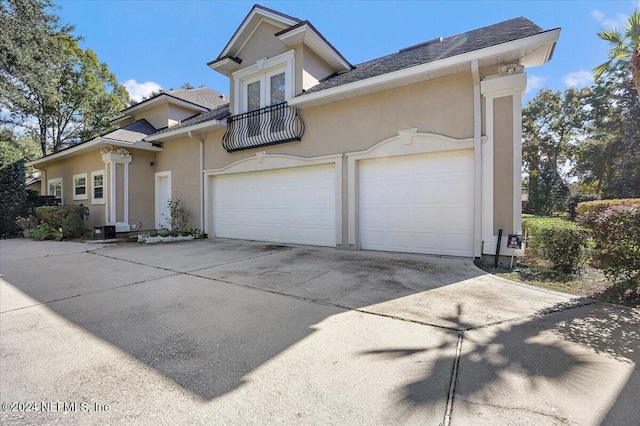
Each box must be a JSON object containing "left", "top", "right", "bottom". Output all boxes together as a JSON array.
[
  {"left": 148, "top": 103, "right": 230, "bottom": 137},
  {"left": 302, "top": 17, "right": 545, "bottom": 95},
  {"left": 101, "top": 119, "right": 157, "bottom": 142},
  {"left": 167, "top": 87, "right": 228, "bottom": 110}
]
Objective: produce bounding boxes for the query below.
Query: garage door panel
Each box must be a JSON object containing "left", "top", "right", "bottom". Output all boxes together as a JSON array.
[
  {"left": 360, "top": 150, "right": 473, "bottom": 256},
  {"left": 440, "top": 206, "right": 473, "bottom": 230},
  {"left": 214, "top": 164, "right": 336, "bottom": 246}
]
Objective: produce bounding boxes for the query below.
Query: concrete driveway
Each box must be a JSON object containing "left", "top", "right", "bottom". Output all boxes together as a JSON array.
[{"left": 0, "top": 239, "right": 638, "bottom": 425}]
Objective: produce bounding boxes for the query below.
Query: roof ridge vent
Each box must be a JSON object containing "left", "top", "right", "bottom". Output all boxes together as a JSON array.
[{"left": 399, "top": 36, "right": 443, "bottom": 53}]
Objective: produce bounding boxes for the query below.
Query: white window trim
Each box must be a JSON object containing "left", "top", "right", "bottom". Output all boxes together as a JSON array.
[
  {"left": 233, "top": 49, "right": 295, "bottom": 114},
  {"left": 72, "top": 173, "right": 88, "bottom": 201},
  {"left": 48, "top": 177, "right": 63, "bottom": 205},
  {"left": 91, "top": 170, "right": 105, "bottom": 205}
]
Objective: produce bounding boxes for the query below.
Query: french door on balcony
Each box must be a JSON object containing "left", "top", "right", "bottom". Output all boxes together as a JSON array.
[{"left": 243, "top": 69, "right": 286, "bottom": 137}]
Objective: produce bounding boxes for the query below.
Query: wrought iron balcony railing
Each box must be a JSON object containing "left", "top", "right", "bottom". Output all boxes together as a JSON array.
[{"left": 222, "top": 102, "right": 305, "bottom": 152}]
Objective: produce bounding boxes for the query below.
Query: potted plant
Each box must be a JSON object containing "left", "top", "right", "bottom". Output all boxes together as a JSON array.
[{"left": 15, "top": 215, "right": 39, "bottom": 238}]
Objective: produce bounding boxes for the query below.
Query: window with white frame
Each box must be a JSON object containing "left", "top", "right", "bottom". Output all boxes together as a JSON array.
[
  {"left": 73, "top": 173, "right": 88, "bottom": 200},
  {"left": 48, "top": 178, "right": 63, "bottom": 205},
  {"left": 233, "top": 50, "right": 295, "bottom": 115},
  {"left": 91, "top": 170, "right": 105, "bottom": 205}
]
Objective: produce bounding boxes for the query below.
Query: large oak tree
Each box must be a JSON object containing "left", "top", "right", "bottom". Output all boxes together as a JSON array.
[{"left": 0, "top": 0, "right": 129, "bottom": 156}]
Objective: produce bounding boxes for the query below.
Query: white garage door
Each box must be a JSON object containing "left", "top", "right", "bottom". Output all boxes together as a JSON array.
[
  {"left": 214, "top": 164, "right": 335, "bottom": 246},
  {"left": 359, "top": 150, "right": 474, "bottom": 256}
]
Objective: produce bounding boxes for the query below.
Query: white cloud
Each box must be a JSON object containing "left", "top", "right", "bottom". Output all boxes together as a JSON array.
[
  {"left": 563, "top": 70, "right": 594, "bottom": 88},
  {"left": 122, "top": 79, "right": 162, "bottom": 102},
  {"left": 591, "top": 9, "right": 605, "bottom": 21},
  {"left": 526, "top": 75, "right": 546, "bottom": 94},
  {"left": 591, "top": 8, "right": 628, "bottom": 29}
]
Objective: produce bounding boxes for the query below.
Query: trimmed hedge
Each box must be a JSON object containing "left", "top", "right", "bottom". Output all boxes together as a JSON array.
[
  {"left": 523, "top": 216, "right": 590, "bottom": 273},
  {"left": 577, "top": 199, "right": 640, "bottom": 284},
  {"left": 35, "top": 206, "right": 89, "bottom": 240},
  {"left": 576, "top": 198, "right": 640, "bottom": 219}
]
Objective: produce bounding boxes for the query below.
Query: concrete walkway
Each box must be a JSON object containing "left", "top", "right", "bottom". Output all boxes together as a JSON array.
[{"left": 0, "top": 239, "right": 638, "bottom": 425}]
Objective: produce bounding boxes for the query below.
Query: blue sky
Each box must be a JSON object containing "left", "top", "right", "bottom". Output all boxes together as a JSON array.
[{"left": 55, "top": 0, "right": 640, "bottom": 103}]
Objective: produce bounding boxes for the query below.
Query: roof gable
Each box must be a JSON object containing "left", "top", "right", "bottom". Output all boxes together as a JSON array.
[
  {"left": 209, "top": 4, "right": 352, "bottom": 76},
  {"left": 218, "top": 4, "right": 300, "bottom": 59}
]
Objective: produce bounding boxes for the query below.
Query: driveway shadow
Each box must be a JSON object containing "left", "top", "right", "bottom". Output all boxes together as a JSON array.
[
  {"left": 3, "top": 238, "right": 625, "bottom": 422},
  {"left": 359, "top": 302, "right": 639, "bottom": 424},
  {"left": 0, "top": 240, "right": 477, "bottom": 405}
]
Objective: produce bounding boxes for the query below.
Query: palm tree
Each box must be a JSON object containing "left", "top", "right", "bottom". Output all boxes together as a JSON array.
[{"left": 593, "top": 9, "right": 640, "bottom": 96}]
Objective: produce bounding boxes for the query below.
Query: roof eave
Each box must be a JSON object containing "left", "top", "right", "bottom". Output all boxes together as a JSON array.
[
  {"left": 275, "top": 22, "right": 353, "bottom": 72},
  {"left": 207, "top": 56, "right": 242, "bottom": 76},
  {"left": 289, "top": 29, "right": 560, "bottom": 109},
  {"left": 27, "top": 138, "right": 163, "bottom": 167},
  {"left": 145, "top": 119, "right": 227, "bottom": 142},
  {"left": 116, "top": 94, "right": 210, "bottom": 122}
]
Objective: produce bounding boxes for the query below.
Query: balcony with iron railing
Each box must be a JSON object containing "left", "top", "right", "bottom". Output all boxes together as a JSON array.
[{"left": 222, "top": 102, "right": 305, "bottom": 152}]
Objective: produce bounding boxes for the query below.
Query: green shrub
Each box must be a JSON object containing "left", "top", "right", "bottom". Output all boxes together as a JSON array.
[
  {"left": 0, "top": 159, "right": 27, "bottom": 238},
  {"left": 523, "top": 216, "right": 576, "bottom": 253},
  {"left": 31, "top": 223, "right": 63, "bottom": 241},
  {"left": 523, "top": 216, "right": 590, "bottom": 273},
  {"left": 578, "top": 201, "right": 640, "bottom": 284},
  {"left": 568, "top": 193, "right": 600, "bottom": 220},
  {"left": 576, "top": 198, "right": 640, "bottom": 221},
  {"left": 61, "top": 213, "right": 85, "bottom": 239},
  {"left": 36, "top": 206, "right": 89, "bottom": 229},
  {"left": 15, "top": 215, "right": 39, "bottom": 231},
  {"left": 535, "top": 227, "right": 591, "bottom": 273},
  {"left": 35, "top": 206, "right": 89, "bottom": 240}
]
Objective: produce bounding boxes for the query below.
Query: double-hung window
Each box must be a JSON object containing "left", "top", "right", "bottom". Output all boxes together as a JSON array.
[
  {"left": 73, "top": 173, "right": 88, "bottom": 200},
  {"left": 91, "top": 170, "right": 105, "bottom": 205},
  {"left": 48, "top": 178, "right": 63, "bottom": 205}
]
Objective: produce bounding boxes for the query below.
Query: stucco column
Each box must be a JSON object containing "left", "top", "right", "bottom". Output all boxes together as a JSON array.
[
  {"left": 480, "top": 71, "right": 526, "bottom": 256},
  {"left": 101, "top": 147, "right": 133, "bottom": 232}
]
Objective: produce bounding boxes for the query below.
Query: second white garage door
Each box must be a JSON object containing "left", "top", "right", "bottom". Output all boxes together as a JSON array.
[
  {"left": 359, "top": 150, "right": 474, "bottom": 257},
  {"left": 214, "top": 164, "right": 336, "bottom": 246}
]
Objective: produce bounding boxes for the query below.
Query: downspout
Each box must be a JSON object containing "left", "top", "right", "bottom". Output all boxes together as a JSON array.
[
  {"left": 187, "top": 131, "right": 205, "bottom": 232},
  {"left": 471, "top": 59, "right": 482, "bottom": 258}
]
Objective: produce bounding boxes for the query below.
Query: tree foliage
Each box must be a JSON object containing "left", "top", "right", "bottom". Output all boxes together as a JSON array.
[
  {"left": 575, "top": 60, "right": 640, "bottom": 198},
  {"left": 522, "top": 88, "right": 588, "bottom": 215},
  {"left": 523, "top": 58, "right": 639, "bottom": 215},
  {"left": 594, "top": 8, "right": 640, "bottom": 96},
  {"left": 0, "top": 0, "right": 129, "bottom": 156},
  {"left": 0, "top": 127, "right": 40, "bottom": 168}
]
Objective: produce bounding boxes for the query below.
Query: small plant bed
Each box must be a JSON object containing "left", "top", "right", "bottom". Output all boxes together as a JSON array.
[{"left": 137, "top": 231, "right": 198, "bottom": 244}]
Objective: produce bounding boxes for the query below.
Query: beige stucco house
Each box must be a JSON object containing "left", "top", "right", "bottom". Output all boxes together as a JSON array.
[{"left": 28, "top": 4, "right": 560, "bottom": 259}]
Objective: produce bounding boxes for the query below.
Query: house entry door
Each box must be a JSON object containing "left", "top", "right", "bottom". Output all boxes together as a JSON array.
[{"left": 155, "top": 172, "right": 171, "bottom": 230}]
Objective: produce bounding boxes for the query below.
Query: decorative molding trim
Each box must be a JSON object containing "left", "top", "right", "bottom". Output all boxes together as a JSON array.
[
  {"left": 481, "top": 72, "right": 527, "bottom": 99},
  {"left": 399, "top": 128, "right": 418, "bottom": 145},
  {"left": 204, "top": 152, "right": 342, "bottom": 176}
]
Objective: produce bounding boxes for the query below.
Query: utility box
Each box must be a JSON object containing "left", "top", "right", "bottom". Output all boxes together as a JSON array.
[{"left": 93, "top": 225, "right": 116, "bottom": 240}]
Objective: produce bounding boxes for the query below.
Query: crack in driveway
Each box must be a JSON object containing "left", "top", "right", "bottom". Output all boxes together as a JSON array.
[{"left": 456, "top": 397, "right": 573, "bottom": 424}]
